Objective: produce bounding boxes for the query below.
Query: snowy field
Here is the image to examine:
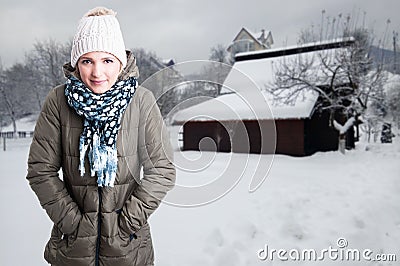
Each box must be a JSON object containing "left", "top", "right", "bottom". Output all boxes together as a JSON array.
[{"left": 0, "top": 127, "right": 399, "bottom": 266}]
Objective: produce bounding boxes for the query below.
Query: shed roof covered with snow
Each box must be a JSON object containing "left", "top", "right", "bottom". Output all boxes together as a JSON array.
[
  {"left": 173, "top": 89, "right": 318, "bottom": 122},
  {"left": 173, "top": 38, "right": 355, "bottom": 123}
]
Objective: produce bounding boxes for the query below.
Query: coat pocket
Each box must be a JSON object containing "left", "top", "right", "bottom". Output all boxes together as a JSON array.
[
  {"left": 117, "top": 225, "right": 138, "bottom": 247},
  {"left": 115, "top": 223, "right": 154, "bottom": 265},
  {"left": 44, "top": 225, "right": 63, "bottom": 264},
  {"left": 134, "top": 224, "right": 154, "bottom": 266},
  {"left": 56, "top": 214, "right": 97, "bottom": 260}
]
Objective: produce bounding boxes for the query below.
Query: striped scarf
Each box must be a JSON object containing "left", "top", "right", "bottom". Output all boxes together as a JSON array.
[{"left": 65, "top": 76, "right": 137, "bottom": 187}]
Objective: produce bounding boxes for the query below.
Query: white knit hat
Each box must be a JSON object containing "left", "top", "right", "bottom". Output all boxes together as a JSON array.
[{"left": 71, "top": 7, "right": 127, "bottom": 68}]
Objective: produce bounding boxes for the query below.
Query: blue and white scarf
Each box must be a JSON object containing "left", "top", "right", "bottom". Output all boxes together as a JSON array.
[{"left": 65, "top": 76, "right": 137, "bottom": 187}]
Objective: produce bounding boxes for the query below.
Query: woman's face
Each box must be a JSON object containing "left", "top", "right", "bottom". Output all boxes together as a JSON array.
[{"left": 77, "top": 51, "right": 121, "bottom": 94}]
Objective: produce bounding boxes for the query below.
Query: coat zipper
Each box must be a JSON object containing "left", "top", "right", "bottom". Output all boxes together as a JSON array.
[{"left": 95, "top": 186, "right": 102, "bottom": 266}]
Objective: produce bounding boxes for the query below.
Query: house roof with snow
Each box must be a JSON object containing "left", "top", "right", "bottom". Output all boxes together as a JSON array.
[
  {"left": 235, "top": 37, "right": 354, "bottom": 61},
  {"left": 240, "top": 27, "right": 274, "bottom": 47},
  {"left": 173, "top": 38, "right": 355, "bottom": 123},
  {"left": 173, "top": 89, "right": 318, "bottom": 122},
  {"left": 227, "top": 27, "right": 274, "bottom": 52}
]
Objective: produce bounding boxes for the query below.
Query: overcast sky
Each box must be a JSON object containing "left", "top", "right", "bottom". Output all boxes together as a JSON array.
[{"left": 0, "top": 0, "right": 399, "bottom": 67}]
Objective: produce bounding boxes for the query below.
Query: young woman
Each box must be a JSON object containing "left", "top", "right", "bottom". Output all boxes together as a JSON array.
[{"left": 26, "top": 7, "right": 175, "bottom": 266}]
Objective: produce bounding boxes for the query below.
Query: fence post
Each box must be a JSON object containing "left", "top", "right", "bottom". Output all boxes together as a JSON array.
[{"left": 3, "top": 137, "right": 5, "bottom": 151}]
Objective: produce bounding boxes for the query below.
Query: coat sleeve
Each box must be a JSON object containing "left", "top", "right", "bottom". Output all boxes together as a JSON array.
[
  {"left": 119, "top": 89, "right": 176, "bottom": 234},
  {"left": 26, "top": 87, "right": 82, "bottom": 235}
]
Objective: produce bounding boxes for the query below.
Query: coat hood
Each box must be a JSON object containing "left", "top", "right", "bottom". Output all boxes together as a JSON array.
[{"left": 62, "top": 50, "right": 140, "bottom": 81}]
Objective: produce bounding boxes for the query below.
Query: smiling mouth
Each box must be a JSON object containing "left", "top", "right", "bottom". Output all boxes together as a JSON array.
[{"left": 91, "top": 80, "right": 106, "bottom": 85}]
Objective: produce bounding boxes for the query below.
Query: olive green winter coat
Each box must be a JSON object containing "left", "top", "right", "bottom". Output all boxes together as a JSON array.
[{"left": 26, "top": 52, "right": 176, "bottom": 266}]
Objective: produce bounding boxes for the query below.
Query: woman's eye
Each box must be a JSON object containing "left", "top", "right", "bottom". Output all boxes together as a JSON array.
[
  {"left": 104, "top": 59, "right": 114, "bottom": 64},
  {"left": 80, "top": 59, "right": 92, "bottom": 65}
]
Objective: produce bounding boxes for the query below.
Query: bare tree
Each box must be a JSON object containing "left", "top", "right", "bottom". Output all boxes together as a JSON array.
[
  {"left": 0, "top": 39, "right": 71, "bottom": 131},
  {"left": 270, "top": 15, "right": 385, "bottom": 152},
  {"left": 25, "top": 39, "right": 71, "bottom": 110},
  {"left": 207, "top": 44, "right": 232, "bottom": 95},
  {"left": 0, "top": 60, "right": 6, "bottom": 129},
  {"left": 0, "top": 63, "right": 36, "bottom": 135},
  {"left": 385, "top": 80, "right": 400, "bottom": 129},
  {"left": 131, "top": 48, "right": 165, "bottom": 85},
  {"left": 209, "top": 44, "right": 232, "bottom": 65},
  {"left": 132, "top": 48, "right": 186, "bottom": 121}
]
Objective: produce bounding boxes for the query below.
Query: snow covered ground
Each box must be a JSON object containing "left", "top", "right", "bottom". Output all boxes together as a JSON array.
[{"left": 0, "top": 127, "right": 399, "bottom": 265}]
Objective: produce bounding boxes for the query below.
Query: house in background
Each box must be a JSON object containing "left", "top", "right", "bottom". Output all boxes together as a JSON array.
[
  {"left": 227, "top": 27, "right": 274, "bottom": 59},
  {"left": 173, "top": 39, "right": 358, "bottom": 156},
  {"left": 149, "top": 56, "right": 175, "bottom": 69}
]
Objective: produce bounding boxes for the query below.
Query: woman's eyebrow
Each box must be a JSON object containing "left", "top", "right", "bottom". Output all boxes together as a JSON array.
[
  {"left": 80, "top": 57, "right": 114, "bottom": 60},
  {"left": 79, "top": 56, "right": 92, "bottom": 60}
]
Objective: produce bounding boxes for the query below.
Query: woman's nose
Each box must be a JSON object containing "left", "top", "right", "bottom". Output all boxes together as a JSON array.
[{"left": 91, "top": 64, "right": 102, "bottom": 77}]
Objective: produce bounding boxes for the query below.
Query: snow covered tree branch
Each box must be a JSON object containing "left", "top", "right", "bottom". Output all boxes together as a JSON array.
[{"left": 268, "top": 12, "right": 386, "bottom": 152}]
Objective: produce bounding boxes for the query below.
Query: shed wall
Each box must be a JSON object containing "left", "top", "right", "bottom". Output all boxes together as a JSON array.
[
  {"left": 182, "top": 117, "right": 354, "bottom": 156},
  {"left": 275, "top": 120, "right": 305, "bottom": 156}
]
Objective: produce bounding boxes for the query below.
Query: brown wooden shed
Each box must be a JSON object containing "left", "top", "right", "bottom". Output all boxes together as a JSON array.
[
  {"left": 174, "top": 39, "right": 357, "bottom": 156},
  {"left": 180, "top": 110, "right": 354, "bottom": 156}
]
